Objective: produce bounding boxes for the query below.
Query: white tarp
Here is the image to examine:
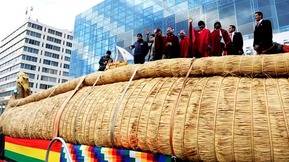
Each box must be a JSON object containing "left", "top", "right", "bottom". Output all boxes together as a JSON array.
[{"left": 115, "top": 46, "right": 134, "bottom": 61}]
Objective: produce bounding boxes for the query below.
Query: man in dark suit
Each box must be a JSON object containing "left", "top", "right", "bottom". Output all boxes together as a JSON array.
[
  {"left": 253, "top": 11, "right": 273, "bottom": 54},
  {"left": 130, "top": 33, "right": 149, "bottom": 64},
  {"left": 227, "top": 25, "right": 244, "bottom": 55},
  {"left": 98, "top": 50, "right": 113, "bottom": 71}
]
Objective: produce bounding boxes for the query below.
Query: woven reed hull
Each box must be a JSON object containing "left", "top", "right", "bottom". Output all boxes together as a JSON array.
[
  {"left": 6, "top": 54, "right": 289, "bottom": 109},
  {"left": 1, "top": 76, "right": 289, "bottom": 161}
]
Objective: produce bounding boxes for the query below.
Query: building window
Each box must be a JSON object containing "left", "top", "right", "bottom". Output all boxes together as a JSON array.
[
  {"left": 40, "top": 75, "right": 57, "bottom": 82},
  {"left": 63, "top": 64, "right": 70, "bottom": 69},
  {"left": 23, "top": 46, "right": 39, "bottom": 54},
  {"left": 43, "top": 59, "right": 58, "bottom": 67},
  {"left": 20, "top": 63, "right": 36, "bottom": 70},
  {"left": 0, "top": 64, "right": 21, "bottom": 76},
  {"left": 66, "top": 42, "right": 72, "bottom": 47},
  {"left": 48, "top": 28, "right": 63, "bottom": 37},
  {"left": 63, "top": 71, "right": 69, "bottom": 76},
  {"left": 48, "top": 29, "right": 55, "bottom": 35},
  {"left": 42, "top": 67, "right": 58, "bottom": 75},
  {"left": 28, "top": 22, "right": 42, "bottom": 31},
  {"left": 62, "top": 79, "right": 68, "bottom": 83},
  {"left": 29, "top": 82, "right": 34, "bottom": 88},
  {"left": 26, "top": 30, "right": 41, "bottom": 38},
  {"left": 65, "top": 49, "right": 71, "bottom": 54},
  {"left": 0, "top": 82, "right": 16, "bottom": 90},
  {"left": 44, "top": 51, "right": 59, "bottom": 59},
  {"left": 47, "top": 36, "right": 61, "bottom": 44},
  {"left": 0, "top": 90, "right": 14, "bottom": 98},
  {"left": 67, "top": 35, "right": 73, "bottom": 40},
  {"left": 22, "top": 55, "right": 37, "bottom": 62},
  {"left": 0, "top": 56, "right": 22, "bottom": 69},
  {"left": 0, "top": 73, "right": 17, "bottom": 82},
  {"left": 39, "top": 84, "right": 53, "bottom": 89},
  {"left": 26, "top": 73, "right": 35, "bottom": 79},
  {"left": 64, "top": 56, "right": 70, "bottom": 61},
  {"left": 55, "top": 31, "right": 62, "bottom": 37},
  {"left": 25, "top": 38, "right": 40, "bottom": 46},
  {"left": 45, "top": 43, "right": 60, "bottom": 51}
]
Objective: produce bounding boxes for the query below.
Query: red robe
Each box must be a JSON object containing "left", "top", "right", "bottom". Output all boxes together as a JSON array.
[
  {"left": 180, "top": 36, "right": 190, "bottom": 58},
  {"left": 210, "top": 29, "right": 231, "bottom": 56},
  {"left": 196, "top": 28, "right": 211, "bottom": 57}
]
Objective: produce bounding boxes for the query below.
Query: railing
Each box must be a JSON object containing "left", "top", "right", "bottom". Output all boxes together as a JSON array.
[{"left": 45, "top": 137, "right": 72, "bottom": 162}]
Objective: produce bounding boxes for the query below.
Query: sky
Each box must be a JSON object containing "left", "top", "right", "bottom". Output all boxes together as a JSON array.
[{"left": 0, "top": 0, "right": 104, "bottom": 40}]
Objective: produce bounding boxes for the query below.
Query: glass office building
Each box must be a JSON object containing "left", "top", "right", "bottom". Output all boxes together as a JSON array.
[{"left": 71, "top": 0, "right": 289, "bottom": 77}]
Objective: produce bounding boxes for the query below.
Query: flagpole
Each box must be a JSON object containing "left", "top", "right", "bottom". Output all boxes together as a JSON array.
[
  {"left": 25, "top": 7, "right": 28, "bottom": 20},
  {"left": 115, "top": 46, "right": 118, "bottom": 62},
  {"left": 29, "top": 6, "right": 33, "bottom": 19}
]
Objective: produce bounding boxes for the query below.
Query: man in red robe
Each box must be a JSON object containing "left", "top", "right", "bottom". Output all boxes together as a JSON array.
[
  {"left": 195, "top": 21, "right": 211, "bottom": 58},
  {"left": 179, "top": 30, "right": 190, "bottom": 58},
  {"left": 210, "top": 21, "right": 231, "bottom": 56}
]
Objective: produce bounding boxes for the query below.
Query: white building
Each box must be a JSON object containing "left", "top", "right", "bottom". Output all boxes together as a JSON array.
[{"left": 0, "top": 19, "right": 73, "bottom": 107}]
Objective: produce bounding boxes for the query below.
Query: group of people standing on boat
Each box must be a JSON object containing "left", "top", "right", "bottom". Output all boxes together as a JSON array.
[{"left": 99, "top": 11, "right": 289, "bottom": 69}]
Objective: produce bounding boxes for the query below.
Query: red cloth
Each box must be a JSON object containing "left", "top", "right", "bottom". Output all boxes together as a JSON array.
[
  {"left": 210, "top": 29, "right": 231, "bottom": 56},
  {"left": 195, "top": 28, "right": 211, "bottom": 57},
  {"left": 180, "top": 36, "right": 190, "bottom": 58},
  {"left": 190, "top": 28, "right": 198, "bottom": 57},
  {"left": 5, "top": 136, "right": 62, "bottom": 152},
  {"left": 283, "top": 44, "right": 289, "bottom": 53}
]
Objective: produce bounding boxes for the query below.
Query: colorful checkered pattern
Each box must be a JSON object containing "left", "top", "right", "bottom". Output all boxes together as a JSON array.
[
  {"left": 3, "top": 136, "right": 173, "bottom": 162},
  {"left": 60, "top": 144, "right": 172, "bottom": 162}
]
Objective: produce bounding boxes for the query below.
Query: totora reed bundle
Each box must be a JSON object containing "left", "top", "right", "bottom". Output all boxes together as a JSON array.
[{"left": 1, "top": 54, "right": 289, "bottom": 161}]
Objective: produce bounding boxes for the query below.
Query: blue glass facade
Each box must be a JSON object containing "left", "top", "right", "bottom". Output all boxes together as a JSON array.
[{"left": 71, "top": 0, "right": 289, "bottom": 77}]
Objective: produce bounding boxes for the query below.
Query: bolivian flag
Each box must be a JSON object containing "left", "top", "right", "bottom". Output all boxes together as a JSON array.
[{"left": 4, "top": 136, "right": 62, "bottom": 162}]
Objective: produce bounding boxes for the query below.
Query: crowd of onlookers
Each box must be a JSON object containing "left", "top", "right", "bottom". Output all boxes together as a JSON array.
[{"left": 99, "top": 11, "right": 289, "bottom": 70}]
